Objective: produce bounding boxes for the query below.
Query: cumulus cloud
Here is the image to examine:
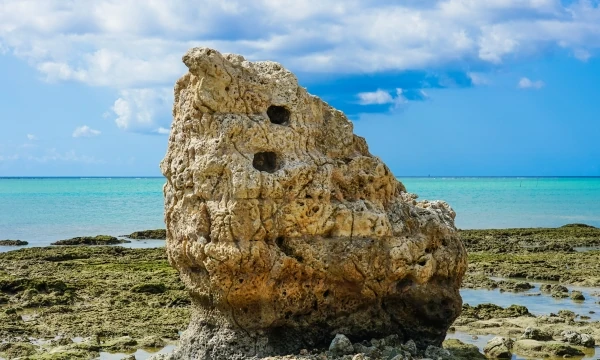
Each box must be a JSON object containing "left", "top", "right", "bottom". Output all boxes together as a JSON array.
[
  {"left": 26, "top": 134, "right": 37, "bottom": 140},
  {"left": 468, "top": 72, "right": 489, "bottom": 86},
  {"left": 357, "top": 89, "right": 394, "bottom": 105},
  {"left": 518, "top": 77, "right": 545, "bottom": 89},
  {"left": 111, "top": 88, "right": 172, "bottom": 134},
  {"left": 72, "top": 125, "right": 101, "bottom": 137},
  {"left": 358, "top": 88, "right": 408, "bottom": 109},
  {"left": 1, "top": 0, "right": 600, "bottom": 128}
]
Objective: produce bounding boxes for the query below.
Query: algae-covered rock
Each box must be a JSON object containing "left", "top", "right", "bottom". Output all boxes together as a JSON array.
[
  {"left": 561, "top": 330, "right": 595, "bottom": 347},
  {"left": 570, "top": 290, "right": 585, "bottom": 301},
  {"left": 329, "top": 334, "right": 354, "bottom": 356},
  {"left": 0, "top": 342, "right": 37, "bottom": 358},
  {"left": 483, "top": 336, "right": 513, "bottom": 359},
  {"left": 51, "top": 235, "right": 130, "bottom": 246},
  {"left": 521, "top": 327, "right": 552, "bottom": 341},
  {"left": 513, "top": 339, "right": 584, "bottom": 358},
  {"left": 125, "top": 229, "right": 167, "bottom": 240},
  {"left": 130, "top": 283, "right": 167, "bottom": 294},
  {"left": 0, "top": 240, "right": 28, "bottom": 246},
  {"left": 160, "top": 47, "right": 467, "bottom": 358},
  {"left": 461, "top": 304, "right": 531, "bottom": 320},
  {"left": 442, "top": 339, "right": 485, "bottom": 359}
]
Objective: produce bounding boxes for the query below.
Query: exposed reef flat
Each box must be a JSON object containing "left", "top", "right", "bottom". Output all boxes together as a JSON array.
[
  {"left": 0, "top": 240, "right": 28, "bottom": 246},
  {"left": 0, "top": 224, "right": 598, "bottom": 359},
  {"left": 0, "top": 246, "right": 189, "bottom": 359},
  {"left": 124, "top": 229, "right": 167, "bottom": 240},
  {"left": 50, "top": 235, "right": 131, "bottom": 246}
]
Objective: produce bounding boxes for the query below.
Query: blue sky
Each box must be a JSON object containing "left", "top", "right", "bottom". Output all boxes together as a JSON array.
[{"left": 0, "top": 0, "right": 599, "bottom": 176}]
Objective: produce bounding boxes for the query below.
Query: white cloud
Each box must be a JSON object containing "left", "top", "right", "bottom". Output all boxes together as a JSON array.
[
  {"left": 468, "top": 72, "right": 489, "bottom": 86},
  {"left": 26, "top": 134, "right": 37, "bottom": 140},
  {"left": 518, "top": 77, "right": 545, "bottom": 89},
  {"left": 1, "top": 0, "right": 599, "bottom": 130},
  {"left": 1, "top": 1, "right": 599, "bottom": 81},
  {"left": 156, "top": 127, "right": 170, "bottom": 135},
  {"left": 72, "top": 125, "right": 101, "bottom": 138},
  {"left": 358, "top": 88, "right": 408, "bottom": 108},
  {"left": 111, "top": 88, "right": 172, "bottom": 134},
  {"left": 357, "top": 89, "right": 394, "bottom": 105},
  {"left": 574, "top": 49, "right": 591, "bottom": 62}
]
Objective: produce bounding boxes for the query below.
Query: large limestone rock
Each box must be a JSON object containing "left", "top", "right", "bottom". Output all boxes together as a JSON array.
[{"left": 160, "top": 47, "right": 467, "bottom": 359}]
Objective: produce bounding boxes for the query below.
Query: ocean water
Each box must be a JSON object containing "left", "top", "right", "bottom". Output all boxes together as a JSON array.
[
  {"left": 0, "top": 177, "right": 599, "bottom": 248},
  {"left": 401, "top": 177, "right": 600, "bottom": 230}
]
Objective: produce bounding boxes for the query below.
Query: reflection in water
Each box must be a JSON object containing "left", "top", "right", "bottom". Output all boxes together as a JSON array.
[
  {"left": 459, "top": 283, "right": 600, "bottom": 359},
  {"left": 461, "top": 282, "right": 600, "bottom": 321}
]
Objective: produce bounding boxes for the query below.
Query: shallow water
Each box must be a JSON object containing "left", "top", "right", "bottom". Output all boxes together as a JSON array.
[
  {"left": 2, "top": 177, "right": 600, "bottom": 248},
  {"left": 98, "top": 344, "right": 176, "bottom": 360},
  {"left": 461, "top": 282, "right": 600, "bottom": 321}
]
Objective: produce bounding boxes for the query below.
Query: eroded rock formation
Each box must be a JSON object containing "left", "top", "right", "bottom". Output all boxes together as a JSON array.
[{"left": 160, "top": 47, "right": 467, "bottom": 359}]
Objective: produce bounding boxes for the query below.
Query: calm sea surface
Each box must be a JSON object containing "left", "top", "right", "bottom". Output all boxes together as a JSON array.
[{"left": 0, "top": 177, "right": 599, "bottom": 247}]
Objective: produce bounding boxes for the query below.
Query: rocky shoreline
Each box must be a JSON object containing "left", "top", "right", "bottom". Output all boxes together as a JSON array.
[{"left": 0, "top": 224, "right": 599, "bottom": 359}]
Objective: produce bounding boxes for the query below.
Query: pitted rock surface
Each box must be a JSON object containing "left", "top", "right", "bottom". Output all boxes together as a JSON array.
[{"left": 160, "top": 47, "right": 467, "bottom": 359}]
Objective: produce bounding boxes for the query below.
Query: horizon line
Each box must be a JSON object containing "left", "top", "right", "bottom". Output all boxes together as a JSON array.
[{"left": 1, "top": 176, "right": 599, "bottom": 179}]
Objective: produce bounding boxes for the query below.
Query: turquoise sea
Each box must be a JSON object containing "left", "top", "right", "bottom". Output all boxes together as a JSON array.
[{"left": 0, "top": 177, "right": 599, "bottom": 248}]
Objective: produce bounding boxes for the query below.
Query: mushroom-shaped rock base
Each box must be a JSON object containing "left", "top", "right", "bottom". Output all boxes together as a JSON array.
[{"left": 159, "top": 47, "right": 467, "bottom": 359}]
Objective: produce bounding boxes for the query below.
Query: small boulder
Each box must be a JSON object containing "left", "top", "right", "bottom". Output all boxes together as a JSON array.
[
  {"left": 561, "top": 330, "right": 595, "bottom": 348},
  {"left": 329, "top": 334, "right": 354, "bottom": 356},
  {"left": 402, "top": 339, "right": 418, "bottom": 356},
  {"left": 424, "top": 345, "right": 452, "bottom": 359},
  {"left": 483, "top": 336, "right": 513, "bottom": 359},
  {"left": 570, "top": 290, "right": 585, "bottom": 301},
  {"left": 521, "top": 327, "right": 552, "bottom": 341},
  {"left": 550, "top": 285, "right": 569, "bottom": 298},
  {"left": 443, "top": 338, "right": 486, "bottom": 359}
]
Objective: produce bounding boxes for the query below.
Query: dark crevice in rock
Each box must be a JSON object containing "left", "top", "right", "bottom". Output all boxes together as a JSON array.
[
  {"left": 267, "top": 105, "right": 290, "bottom": 125},
  {"left": 253, "top": 152, "right": 278, "bottom": 173}
]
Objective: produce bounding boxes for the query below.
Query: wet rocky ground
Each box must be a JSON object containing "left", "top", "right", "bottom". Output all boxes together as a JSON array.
[{"left": 0, "top": 224, "right": 599, "bottom": 359}]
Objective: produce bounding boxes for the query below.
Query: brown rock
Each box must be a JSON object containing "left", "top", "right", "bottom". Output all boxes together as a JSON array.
[{"left": 159, "top": 47, "right": 467, "bottom": 359}]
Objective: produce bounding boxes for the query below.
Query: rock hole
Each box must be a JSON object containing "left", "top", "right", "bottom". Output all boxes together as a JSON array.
[
  {"left": 323, "top": 290, "right": 330, "bottom": 298},
  {"left": 239, "top": 279, "right": 244, "bottom": 283},
  {"left": 417, "top": 257, "right": 428, "bottom": 266},
  {"left": 267, "top": 105, "right": 290, "bottom": 125},
  {"left": 253, "top": 152, "right": 278, "bottom": 173},
  {"left": 276, "top": 237, "right": 284, "bottom": 248},
  {"left": 225, "top": 86, "right": 230, "bottom": 92}
]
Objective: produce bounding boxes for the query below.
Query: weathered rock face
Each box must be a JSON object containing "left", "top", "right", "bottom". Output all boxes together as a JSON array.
[{"left": 160, "top": 47, "right": 467, "bottom": 359}]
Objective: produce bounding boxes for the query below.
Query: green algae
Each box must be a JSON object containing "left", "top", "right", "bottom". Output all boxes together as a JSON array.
[
  {"left": 0, "top": 240, "right": 28, "bottom": 246},
  {"left": 50, "top": 235, "right": 131, "bottom": 246},
  {"left": 463, "top": 224, "right": 600, "bottom": 286},
  {"left": 0, "top": 246, "right": 189, "bottom": 359},
  {"left": 125, "top": 229, "right": 167, "bottom": 240},
  {"left": 460, "top": 224, "right": 600, "bottom": 253}
]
